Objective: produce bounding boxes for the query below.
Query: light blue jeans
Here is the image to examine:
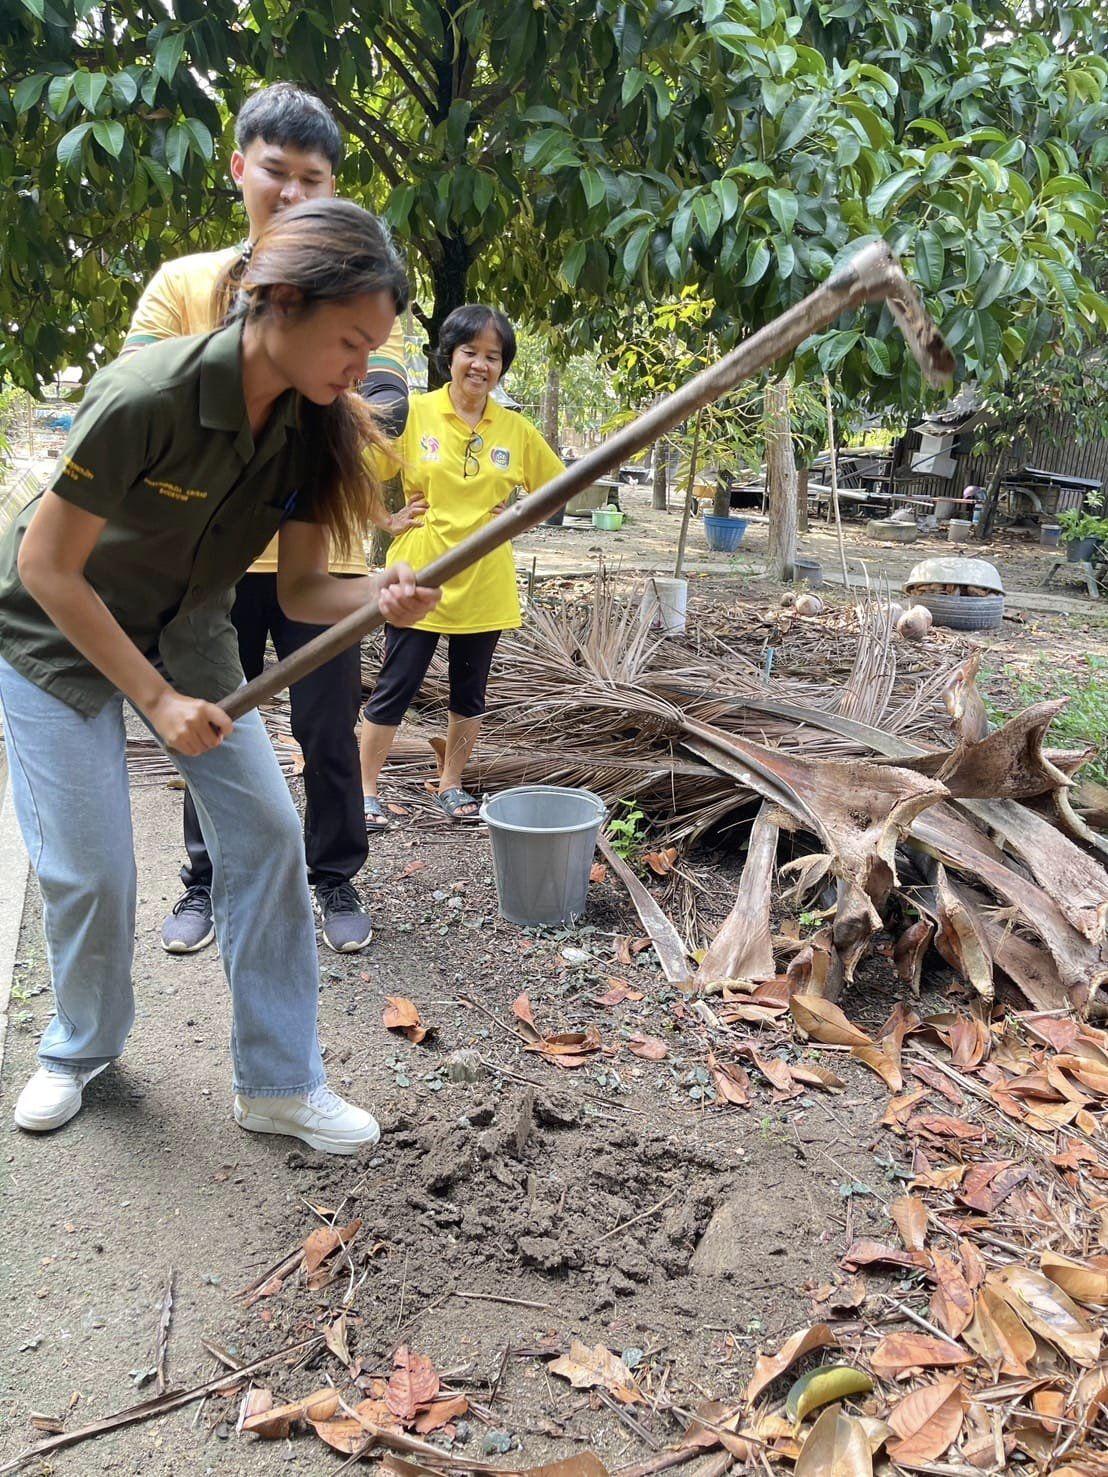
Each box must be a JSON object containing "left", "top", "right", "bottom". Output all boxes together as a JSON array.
[{"left": 0, "top": 655, "right": 325, "bottom": 1096}]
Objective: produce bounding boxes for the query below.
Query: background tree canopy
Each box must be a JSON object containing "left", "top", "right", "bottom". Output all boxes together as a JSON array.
[{"left": 2, "top": 0, "right": 1107, "bottom": 410}]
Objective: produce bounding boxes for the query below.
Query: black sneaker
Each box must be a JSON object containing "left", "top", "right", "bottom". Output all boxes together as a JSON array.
[
  {"left": 315, "top": 881, "right": 373, "bottom": 954},
  {"left": 161, "top": 884, "right": 215, "bottom": 954}
]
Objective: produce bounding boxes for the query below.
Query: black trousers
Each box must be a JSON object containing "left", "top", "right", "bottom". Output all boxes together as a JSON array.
[
  {"left": 363, "top": 626, "right": 501, "bottom": 728},
  {"left": 181, "top": 573, "right": 367, "bottom": 892}
]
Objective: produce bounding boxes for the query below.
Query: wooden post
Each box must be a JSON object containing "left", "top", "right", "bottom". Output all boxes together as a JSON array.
[
  {"left": 796, "top": 465, "right": 809, "bottom": 532},
  {"left": 765, "top": 379, "right": 797, "bottom": 581}
]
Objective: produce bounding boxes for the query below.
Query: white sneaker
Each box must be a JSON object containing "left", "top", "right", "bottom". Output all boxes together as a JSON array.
[
  {"left": 233, "top": 1083, "right": 381, "bottom": 1155},
  {"left": 13, "top": 1063, "right": 109, "bottom": 1133}
]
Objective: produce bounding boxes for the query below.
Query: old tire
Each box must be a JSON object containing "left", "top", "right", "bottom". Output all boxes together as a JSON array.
[{"left": 911, "top": 592, "right": 1005, "bottom": 631}]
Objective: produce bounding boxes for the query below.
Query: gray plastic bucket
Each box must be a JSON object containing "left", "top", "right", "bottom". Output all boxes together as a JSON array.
[{"left": 479, "top": 785, "right": 606, "bottom": 926}]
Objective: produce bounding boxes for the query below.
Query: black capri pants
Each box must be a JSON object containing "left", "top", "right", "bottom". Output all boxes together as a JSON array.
[{"left": 364, "top": 625, "right": 501, "bottom": 728}]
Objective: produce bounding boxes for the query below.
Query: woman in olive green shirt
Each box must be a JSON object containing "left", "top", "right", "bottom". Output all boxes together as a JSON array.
[{"left": 0, "top": 199, "right": 439, "bottom": 1152}]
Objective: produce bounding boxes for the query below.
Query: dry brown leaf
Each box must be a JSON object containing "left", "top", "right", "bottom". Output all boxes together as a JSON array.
[
  {"left": 988, "top": 1266, "right": 1102, "bottom": 1366},
  {"left": 1041, "top": 1251, "right": 1108, "bottom": 1308},
  {"left": 382, "top": 996, "right": 420, "bottom": 1029},
  {"left": 512, "top": 992, "right": 543, "bottom": 1041},
  {"left": 324, "top": 1313, "right": 351, "bottom": 1368},
  {"left": 912, "top": 1164, "right": 967, "bottom": 1191},
  {"left": 789, "top": 1061, "right": 846, "bottom": 1092},
  {"left": 302, "top": 1218, "right": 362, "bottom": 1275},
  {"left": 744, "top": 1324, "right": 837, "bottom": 1405},
  {"left": 708, "top": 1051, "right": 751, "bottom": 1106},
  {"left": 790, "top": 994, "right": 873, "bottom": 1048},
  {"left": 626, "top": 1033, "right": 668, "bottom": 1061},
  {"left": 852, "top": 1041, "right": 903, "bottom": 1092},
  {"left": 594, "top": 979, "right": 644, "bottom": 1006},
  {"left": 909, "top": 1060, "right": 965, "bottom": 1104},
  {"left": 795, "top": 1404, "right": 873, "bottom": 1476},
  {"left": 382, "top": 997, "right": 431, "bottom": 1043},
  {"left": 527, "top": 1027, "right": 602, "bottom": 1070},
  {"left": 841, "top": 1240, "right": 927, "bottom": 1273},
  {"left": 882, "top": 1089, "right": 929, "bottom": 1132},
  {"left": 589, "top": 862, "right": 607, "bottom": 884},
  {"left": 549, "top": 1340, "right": 642, "bottom": 1404},
  {"left": 751, "top": 1051, "right": 803, "bottom": 1099},
  {"left": 678, "top": 1400, "right": 751, "bottom": 1459},
  {"left": 886, "top": 1375, "right": 965, "bottom": 1467},
  {"left": 948, "top": 1016, "right": 990, "bottom": 1069},
  {"left": 906, "top": 1113, "right": 986, "bottom": 1141},
  {"left": 957, "top": 1161, "right": 1030, "bottom": 1213},
  {"left": 385, "top": 1347, "right": 441, "bottom": 1422},
  {"left": 1032, "top": 1389, "right": 1065, "bottom": 1433},
  {"left": 929, "top": 1251, "right": 974, "bottom": 1338},
  {"left": 869, "top": 1333, "right": 973, "bottom": 1378},
  {"left": 644, "top": 846, "right": 678, "bottom": 876},
  {"left": 413, "top": 1395, "right": 468, "bottom": 1434},
  {"left": 890, "top": 1196, "right": 928, "bottom": 1253}
]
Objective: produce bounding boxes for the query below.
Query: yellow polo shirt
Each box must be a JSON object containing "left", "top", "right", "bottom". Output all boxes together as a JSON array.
[
  {"left": 123, "top": 246, "right": 407, "bottom": 576},
  {"left": 380, "top": 387, "right": 563, "bottom": 634}
]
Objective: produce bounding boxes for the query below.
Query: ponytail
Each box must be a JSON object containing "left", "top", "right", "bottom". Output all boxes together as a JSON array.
[{"left": 212, "top": 200, "right": 409, "bottom": 559}]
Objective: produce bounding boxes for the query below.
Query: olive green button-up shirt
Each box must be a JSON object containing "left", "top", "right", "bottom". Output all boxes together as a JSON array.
[{"left": 0, "top": 320, "right": 317, "bottom": 715}]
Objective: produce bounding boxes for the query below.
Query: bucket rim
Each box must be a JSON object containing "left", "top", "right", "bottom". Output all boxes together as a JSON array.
[{"left": 479, "top": 784, "right": 607, "bottom": 836}]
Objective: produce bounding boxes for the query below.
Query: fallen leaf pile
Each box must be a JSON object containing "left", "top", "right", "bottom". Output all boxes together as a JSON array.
[{"left": 674, "top": 1003, "right": 1108, "bottom": 1473}]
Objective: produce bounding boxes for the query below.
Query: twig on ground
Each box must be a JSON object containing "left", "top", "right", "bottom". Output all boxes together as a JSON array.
[
  {"left": 0, "top": 1335, "right": 323, "bottom": 1476},
  {"left": 154, "top": 1269, "right": 175, "bottom": 1397},
  {"left": 596, "top": 1387, "right": 663, "bottom": 1451},
  {"left": 453, "top": 1291, "right": 555, "bottom": 1312},
  {"left": 596, "top": 1190, "right": 680, "bottom": 1245}
]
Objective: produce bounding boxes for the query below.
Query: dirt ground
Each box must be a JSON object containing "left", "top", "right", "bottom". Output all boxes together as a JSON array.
[{"left": 1, "top": 518, "right": 1106, "bottom": 1475}]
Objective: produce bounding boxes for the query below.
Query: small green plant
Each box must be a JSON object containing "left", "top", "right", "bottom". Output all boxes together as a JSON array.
[
  {"left": 1058, "top": 494, "right": 1108, "bottom": 547},
  {"left": 798, "top": 908, "right": 824, "bottom": 932},
  {"left": 607, "top": 800, "right": 647, "bottom": 859}
]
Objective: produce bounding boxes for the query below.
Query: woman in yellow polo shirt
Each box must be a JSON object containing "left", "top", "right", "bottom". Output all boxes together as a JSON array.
[{"left": 360, "top": 305, "right": 563, "bottom": 823}]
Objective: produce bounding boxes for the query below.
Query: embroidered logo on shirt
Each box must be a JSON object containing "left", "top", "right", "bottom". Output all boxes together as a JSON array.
[
  {"left": 491, "top": 447, "right": 511, "bottom": 469},
  {"left": 145, "top": 479, "right": 208, "bottom": 503},
  {"left": 420, "top": 434, "right": 441, "bottom": 461}
]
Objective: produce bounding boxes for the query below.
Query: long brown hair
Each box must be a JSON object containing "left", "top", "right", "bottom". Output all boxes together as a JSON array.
[{"left": 213, "top": 199, "right": 409, "bottom": 558}]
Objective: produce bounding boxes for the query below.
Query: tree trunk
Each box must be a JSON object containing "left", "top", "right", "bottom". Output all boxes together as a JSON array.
[
  {"left": 712, "top": 474, "right": 731, "bottom": 518},
  {"left": 652, "top": 440, "right": 669, "bottom": 511},
  {"left": 765, "top": 379, "right": 797, "bottom": 582},
  {"left": 424, "top": 232, "right": 473, "bottom": 388},
  {"left": 542, "top": 363, "right": 560, "bottom": 449},
  {"left": 368, "top": 474, "right": 406, "bottom": 568},
  {"left": 976, "top": 456, "right": 1009, "bottom": 541},
  {"left": 673, "top": 410, "right": 703, "bottom": 581},
  {"left": 796, "top": 465, "right": 809, "bottom": 532}
]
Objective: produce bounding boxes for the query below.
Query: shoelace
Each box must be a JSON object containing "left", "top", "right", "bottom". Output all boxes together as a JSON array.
[
  {"left": 306, "top": 1084, "right": 345, "bottom": 1114},
  {"left": 173, "top": 885, "right": 211, "bottom": 917},
  {"left": 317, "top": 881, "right": 364, "bottom": 917}
]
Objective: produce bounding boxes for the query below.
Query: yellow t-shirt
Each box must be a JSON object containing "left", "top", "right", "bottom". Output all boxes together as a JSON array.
[
  {"left": 122, "top": 247, "right": 407, "bottom": 576},
  {"left": 380, "top": 387, "right": 564, "bottom": 634}
]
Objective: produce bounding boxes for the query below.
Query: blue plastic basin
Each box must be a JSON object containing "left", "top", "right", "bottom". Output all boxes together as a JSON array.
[{"left": 703, "top": 514, "right": 748, "bottom": 552}]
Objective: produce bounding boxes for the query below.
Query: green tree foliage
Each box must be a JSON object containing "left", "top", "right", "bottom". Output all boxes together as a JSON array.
[{"left": 2, "top": 0, "right": 1107, "bottom": 408}]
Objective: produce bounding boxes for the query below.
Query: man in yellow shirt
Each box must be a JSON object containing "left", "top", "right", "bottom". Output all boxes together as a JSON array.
[{"left": 124, "top": 83, "right": 413, "bottom": 954}]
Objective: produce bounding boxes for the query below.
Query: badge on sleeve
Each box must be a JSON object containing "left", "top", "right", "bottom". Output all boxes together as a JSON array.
[{"left": 491, "top": 447, "right": 511, "bottom": 469}]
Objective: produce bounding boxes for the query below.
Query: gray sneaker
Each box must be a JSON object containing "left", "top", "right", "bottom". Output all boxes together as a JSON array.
[
  {"left": 161, "top": 884, "right": 215, "bottom": 954},
  {"left": 315, "top": 881, "right": 373, "bottom": 953}
]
